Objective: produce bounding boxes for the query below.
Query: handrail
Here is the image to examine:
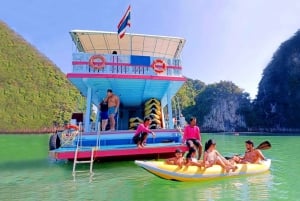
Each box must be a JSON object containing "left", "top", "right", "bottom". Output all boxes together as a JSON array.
[
  {"left": 95, "top": 122, "right": 101, "bottom": 150},
  {"left": 71, "top": 53, "right": 183, "bottom": 77}
]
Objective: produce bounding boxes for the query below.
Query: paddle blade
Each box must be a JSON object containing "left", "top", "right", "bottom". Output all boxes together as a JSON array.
[{"left": 256, "top": 141, "right": 271, "bottom": 150}]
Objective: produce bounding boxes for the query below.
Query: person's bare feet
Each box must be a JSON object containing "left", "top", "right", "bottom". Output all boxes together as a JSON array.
[
  {"left": 225, "top": 167, "right": 231, "bottom": 173},
  {"left": 232, "top": 166, "right": 238, "bottom": 172}
]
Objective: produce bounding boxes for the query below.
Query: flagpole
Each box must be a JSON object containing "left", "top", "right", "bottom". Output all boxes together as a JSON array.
[
  {"left": 129, "top": 3, "right": 132, "bottom": 55},
  {"left": 130, "top": 30, "right": 132, "bottom": 55},
  {"left": 128, "top": 5, "right": 132, "bottom": 55}
]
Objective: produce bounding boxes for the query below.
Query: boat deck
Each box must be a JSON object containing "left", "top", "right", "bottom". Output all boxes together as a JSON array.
[
  {"left": 49, "top": 129, "right": 188, "bottom": 161},
  {"left": 50, "top": 142, "right": 187, "bottom": 161}
]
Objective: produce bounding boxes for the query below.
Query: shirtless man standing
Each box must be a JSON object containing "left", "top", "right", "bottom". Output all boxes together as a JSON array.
[{"left": 105, "top": 89, "right": 120, "bottom": 130}]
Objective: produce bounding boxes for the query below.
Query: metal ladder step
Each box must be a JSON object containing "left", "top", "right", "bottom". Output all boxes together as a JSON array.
[
  {"left": 72, "top": 122, "right": 101, "bottom": 181},
  {"left": 72, "top": 147, "right": 96, "bottom": 180},
  {"left": 75, "top": 160, "right": 93, "bottom": 164}
]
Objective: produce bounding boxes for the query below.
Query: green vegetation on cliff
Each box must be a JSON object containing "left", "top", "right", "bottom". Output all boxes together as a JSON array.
[
  {"left": 178, "top": 80, "right": 251, "bottom": 132},
  {"left": 0, "top": 22, "right": 83, "bottom": 133}
]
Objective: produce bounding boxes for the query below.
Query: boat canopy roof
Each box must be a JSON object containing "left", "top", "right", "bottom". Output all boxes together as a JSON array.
[{"left": 70, "top": 30, "right": 186, "bottom": 59}]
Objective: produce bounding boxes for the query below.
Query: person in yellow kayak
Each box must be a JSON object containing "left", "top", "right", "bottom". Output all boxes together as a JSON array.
[
  {"left": 232, "top": 140, "right": 266, "bottom": 164},
  {"left": 165, "top": 149, "right": 185, "bottom": 168},
  {"left": 185, "top": 147, "right": 203, "bottom": 167},
  {"left": 203, "top": 139, "right": 237, "bottom": 173}
]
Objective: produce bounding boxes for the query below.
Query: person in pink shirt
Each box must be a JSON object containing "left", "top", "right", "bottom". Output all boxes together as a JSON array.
[
  {"left": 132, "top": 117, "right": 156, "bottom": 148},
  {"left": 182, "top": 117, "right": 203, "bottom": 160}
]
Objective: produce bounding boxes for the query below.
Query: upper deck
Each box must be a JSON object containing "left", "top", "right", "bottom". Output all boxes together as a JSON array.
[
  {"left": 69, "top": 30, "right": 185, "bottom": 58},
  {"left": 69, "top": 30, "right": 185, "bottom": 78},
  {"left": 67, "top": 30, "right": 187, "bottom": 107}
]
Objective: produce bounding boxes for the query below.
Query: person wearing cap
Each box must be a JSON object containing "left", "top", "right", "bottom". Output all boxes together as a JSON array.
[
  {"left": 132, "top": 117, "right": 155, "bottom": 148},
  {"left": 105, "top": 89, "right": 120, "bottom": 130},
  {"left": 182, "top": 117, "right": 203, "bottom": 160},
  {"left": 203, "top": 139, "right": 237, "bottom": 173},
  {"left": 165, "top": 149, "right": 185, "bottom": 168},
  {"left": 239, "top": 140, "right": 266, "bottom": 164}
]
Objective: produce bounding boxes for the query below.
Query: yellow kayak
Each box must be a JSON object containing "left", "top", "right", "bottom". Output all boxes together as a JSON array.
[{"left": 134, "top": 159, "right": 271, "bottom": 182}]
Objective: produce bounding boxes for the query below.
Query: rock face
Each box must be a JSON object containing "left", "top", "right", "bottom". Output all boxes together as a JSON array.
[
  {"left": 202, "top": 97, "right": 246, "bottom": 132},
  {"left": 255, "top": 29, "right": 300, "bottom": 129}
]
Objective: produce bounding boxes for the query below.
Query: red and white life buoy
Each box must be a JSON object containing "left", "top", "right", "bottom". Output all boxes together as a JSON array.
[
  {"left": 89, "top": 55, "right": 106, "bottom": 69},
  {"left": 66, "top": 124, "right": 79, "bottom": 130},
  {"left": 151, "top": 59, "right": 167, "bottom": 74}
]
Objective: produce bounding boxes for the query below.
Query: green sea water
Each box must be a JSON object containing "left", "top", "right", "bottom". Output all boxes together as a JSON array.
[{"left": 0, "top": 134, "right": 299, "bottom": 201}]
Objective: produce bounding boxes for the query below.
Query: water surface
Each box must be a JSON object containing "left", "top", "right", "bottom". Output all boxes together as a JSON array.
[{"left": 0, "top": 134, "right": 299, "bottom": 201}]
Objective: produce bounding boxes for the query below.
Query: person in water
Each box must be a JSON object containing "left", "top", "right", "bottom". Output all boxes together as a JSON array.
[
  {"left": 203, "top": 139, "right": 237, "bottom": 173},
  {"left": 165, "top": 149, "right": 185, "bottom": 168},
  {"left": 132, "top": 117, "right": 155, "bottom": 148}
]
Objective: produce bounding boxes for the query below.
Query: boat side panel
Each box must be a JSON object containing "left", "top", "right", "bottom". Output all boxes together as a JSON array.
[{"left": 50, "top": 144, "right": 188, "bottom": 160}]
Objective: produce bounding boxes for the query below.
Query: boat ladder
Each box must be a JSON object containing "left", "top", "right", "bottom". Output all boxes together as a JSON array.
[{"left": 72, "top": 123, "right": 101, "bottom": 181}]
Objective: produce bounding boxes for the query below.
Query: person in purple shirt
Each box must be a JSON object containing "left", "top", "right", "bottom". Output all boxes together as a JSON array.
[{"left": 132, "top": 117, "right": 156, "bottom": 148}]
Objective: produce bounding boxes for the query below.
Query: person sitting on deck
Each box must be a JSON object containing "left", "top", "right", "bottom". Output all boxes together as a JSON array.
[
  {"left": 232, "top": 140, "right": 266, "bottom": 164},
  {"left": 182, "top": 117, "right": 203, "bottom": 160},
  {"left": 203, "top": 139, "right": 237, "bottom": 173},
  {"left": 165, "top": 148, "right": 185, "bottom": 168},
  {"left": 132, "top": 117, "right": 156, "bottom": 148}
]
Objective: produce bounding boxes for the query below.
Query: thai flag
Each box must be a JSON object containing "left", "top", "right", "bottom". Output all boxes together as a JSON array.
[{"left": 117, "top": 5, "right": 131, "bottom": 39}]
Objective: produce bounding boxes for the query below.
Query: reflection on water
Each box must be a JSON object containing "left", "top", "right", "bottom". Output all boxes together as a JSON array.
[
  {"left": 156, "top": 172, "right": 273, "bottom": 201},
  {"left": 230, "top": 172, "right": 273, "bottom": 201}
]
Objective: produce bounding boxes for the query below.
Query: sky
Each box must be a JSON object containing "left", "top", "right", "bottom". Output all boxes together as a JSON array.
[{"left": 1, "top": 0, "right": 300, "bottom": 99}]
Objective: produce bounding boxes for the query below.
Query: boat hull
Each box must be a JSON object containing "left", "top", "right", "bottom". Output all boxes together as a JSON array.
[
  {"left": 49, "top": 144, "right": 188, "bottom": 161},
  {"left": 134, "top": 159, "right": 271, "bottom": 182}
]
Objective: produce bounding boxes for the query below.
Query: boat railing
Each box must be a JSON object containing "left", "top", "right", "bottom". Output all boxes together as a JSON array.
[{"left": 71, "top": 53, "right": 183, "bottom": 77}]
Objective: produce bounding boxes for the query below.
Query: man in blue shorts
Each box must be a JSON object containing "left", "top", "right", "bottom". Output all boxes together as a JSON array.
[{"left": 106, "top": 89, "right": 120, "bottom": 130}]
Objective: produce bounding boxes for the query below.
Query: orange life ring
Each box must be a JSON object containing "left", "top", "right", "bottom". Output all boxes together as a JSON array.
[
  {"left": 152, "top": 59, "right": 167, "bottom": 74},
  {"left": 89, "top": 55, "right": 106, "bottom": 69},
  {"left": 66, "top": 124, "right": 79, "bottom": 130}
]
